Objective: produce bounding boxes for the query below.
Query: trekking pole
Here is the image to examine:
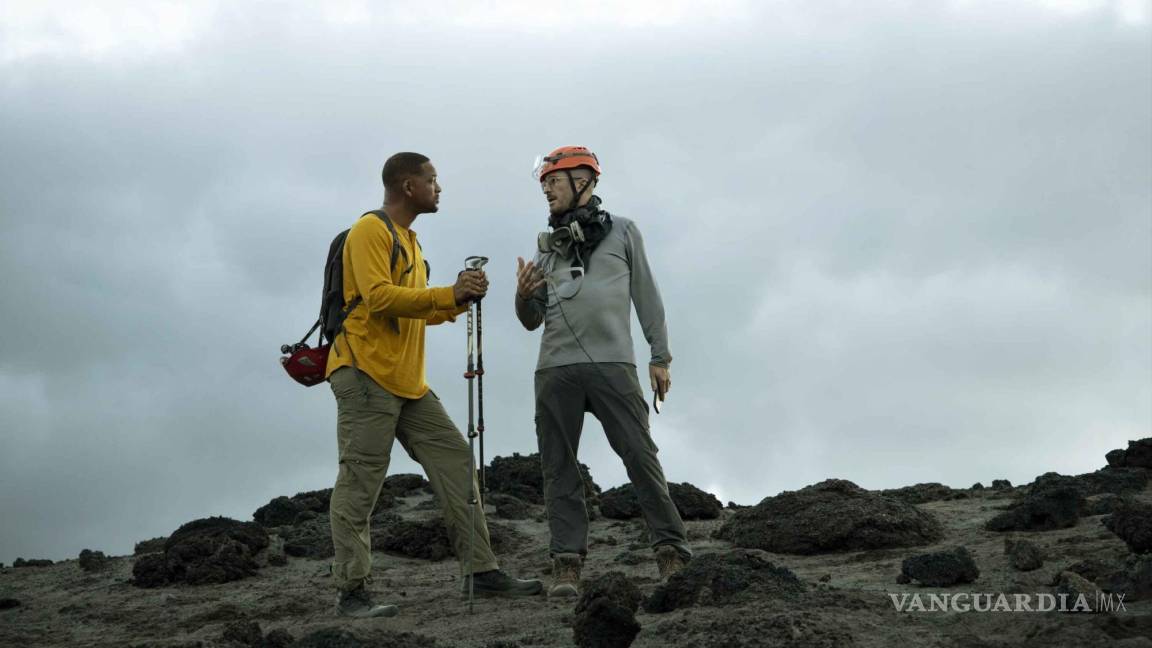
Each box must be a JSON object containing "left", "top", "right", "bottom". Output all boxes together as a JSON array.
[
  {"left": 476, "top": 290, "right": 486, "bottom": 505},
  {"left": 462, "top": 255, "right": 488, "bottom": 615}
]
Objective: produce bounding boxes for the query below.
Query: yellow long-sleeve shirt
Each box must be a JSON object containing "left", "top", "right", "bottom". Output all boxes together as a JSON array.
[{"left": 325, "top": 212, "right": 467, "bottom": 399}]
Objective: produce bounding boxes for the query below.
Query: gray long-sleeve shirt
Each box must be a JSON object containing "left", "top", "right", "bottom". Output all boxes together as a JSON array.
[{"left": 515, "top": 215, "right": 672, "bottom": 371}]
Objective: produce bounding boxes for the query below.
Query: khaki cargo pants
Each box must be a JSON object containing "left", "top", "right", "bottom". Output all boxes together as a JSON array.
[{"left": 328, "top": 366, "right": 498, "bottom": 591}]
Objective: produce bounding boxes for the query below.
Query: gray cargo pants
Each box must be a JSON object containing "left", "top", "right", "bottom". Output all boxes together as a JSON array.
[{"left": 534, "top": 362, "right": 690, "bottom": 559}]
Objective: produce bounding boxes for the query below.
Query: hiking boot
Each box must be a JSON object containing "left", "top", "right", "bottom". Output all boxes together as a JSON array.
[
  {"left": 548, "top": 553, "right": 583, "bottom": 599},
  {"left": 460, "top": 569, "right": 544, "bottom": 598},
  {"left": 655, "top": 545, "right": 687, "bottom": 581},
  {"left": 335, "top": 585, "right": 399, "bottom": 618}
]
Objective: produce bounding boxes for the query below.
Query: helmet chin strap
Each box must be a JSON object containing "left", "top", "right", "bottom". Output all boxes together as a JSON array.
[{"left": 564, "top": 169, "right": 592, "bottom": 212}]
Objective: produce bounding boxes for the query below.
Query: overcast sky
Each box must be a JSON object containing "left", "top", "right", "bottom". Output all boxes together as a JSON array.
[{"left": 1, "top": 0, "right": 1149, "bottom": 565}]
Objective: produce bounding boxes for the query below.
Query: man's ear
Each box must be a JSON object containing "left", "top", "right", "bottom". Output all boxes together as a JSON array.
[{"left": 403, "top": 179, "right": 412, "bottom": 196}]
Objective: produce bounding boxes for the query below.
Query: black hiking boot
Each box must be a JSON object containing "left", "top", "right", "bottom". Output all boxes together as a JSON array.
[
  {"left": 460, "top": 570, "right": 544, "bottom": 598},
  {"left": 335, "top": 585, "right": 399, "bottom": 618}
]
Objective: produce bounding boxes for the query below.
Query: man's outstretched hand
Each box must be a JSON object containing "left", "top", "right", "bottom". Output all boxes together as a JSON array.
[{"left": 516, "top": 256, "right": 546, "bottom": 299}]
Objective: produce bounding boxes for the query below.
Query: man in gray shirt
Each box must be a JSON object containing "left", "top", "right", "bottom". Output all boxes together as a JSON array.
[{"left": 514, "top": 146, "right": 691, "bottom": 598}]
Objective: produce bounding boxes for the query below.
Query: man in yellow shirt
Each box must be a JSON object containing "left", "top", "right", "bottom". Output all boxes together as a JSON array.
[{"left": 326, "top": 152, "right": 542, "bottom": 618}]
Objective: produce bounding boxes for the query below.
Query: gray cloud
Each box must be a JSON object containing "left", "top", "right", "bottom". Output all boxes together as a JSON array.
[{"left": 1, "top": 2, "right": 1148, "bottom": 563}]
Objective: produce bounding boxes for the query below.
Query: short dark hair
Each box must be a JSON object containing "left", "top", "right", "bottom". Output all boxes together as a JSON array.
[{"left": 381, "top": 152, "right": 431, "bottom": 191}]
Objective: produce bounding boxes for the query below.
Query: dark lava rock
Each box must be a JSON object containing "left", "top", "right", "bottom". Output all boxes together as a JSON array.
[
  {"left": 1060, "top": 556, "right": 1152, "bottom": 602},
  {"left": 1106, "top": 438, "right": 1152, "bottom": 469},
  {"left": 985, "top": 484, "right": 1084, "bottom": 532},
  {"left": 573, "top": 572, "right": 642, "bottom": 648},
  {"left": 1086, "top": 493, "right": 1122, "bottom": 516},
  {"left": 991, "top": 479, "right": 1013, "bottom": 490},
  {"left": 600, "top": 483, "right": 722, "bottom": 520},
  {"left": 971, "top": 482, "right": 985, "bottom": 490},
  {"left": 644, "top": 549, "right": 805, "bottom": 613},
  {"left": 487, "top": 493, "right": 529, "bottom": 520},
  {"left": 377, "top": 518, "right": 522, "bottom": 560},
  {"left": 382, "top": 473, "right": 430, "bottom": 496},
  {"left": 254, "top": 488, "right": 394, "bottom": 528},
  {"left": 12, "top": 558, "right": 53, "bottom": 568},
  {"left": 222, "top": 620, "right": 263, "bottom": 646},
  {"left": 265, "top": 628, "right": 295, "bottom": 648},
  {"left": 600, "top": 485, "right": 642, "bottom": 520},
  {"left": 1076, "top": 467, "right": 1150, "bottom": 496},
  {"left": 132, "top": 516, "right": 269, "bottom": 588},
  {"left": 1054, "top": 571, "right": 1104, "bottom": 612},
  {"left": 880, "top": 482, "right": 968, "bottom": 504},
  {"left": 1060, "top": 558, "right": 1121, "bottom": 584},
  {"left": 714, "top": 479, "right": 944, "bottom": 554},
  {"left": 0, "top": 599, "right": 20, "bottom": 610},
  {"left": 1004, "top": 538, "right": 1044, "bottom": 571},
  {"left": 134, "top": 537, "right": 167, "bottom": 555},
  {"left": 1103, "top": 498, "right": 1152, "bottom": 554},
  {"left": 900, "top": 546, "right": 980, "bottom": 586},
  {"left": 290, "top": 627, "right": 442, "bottom": 648},
  {"left": 281, "top": 513, "right": 339, "bottom": 559},
  {"left": 78, "top": 549, "right": 108, "bottom": 572},
  {"left": 486, "top": 452, "right": 600, "bottom": 507}
]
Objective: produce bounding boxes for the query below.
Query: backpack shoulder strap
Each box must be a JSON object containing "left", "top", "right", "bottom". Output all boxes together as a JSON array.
[{"left": 364, "top": 209, "right": 407, "bottom": 271}]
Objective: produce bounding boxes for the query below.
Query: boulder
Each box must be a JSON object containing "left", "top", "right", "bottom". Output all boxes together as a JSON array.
[
  {"left": 12, "top": 558, "right": 53, "bottom": 568},
  {"left": 254, "top": 488, "right": 394, "bottom": 528},
  {"left": 880, "top": 482, "right": 968, "bottom": 505},
  {"left": 601, "top": 482, "right": 722, "bottom": 520},
  {"left": 572, "top": 572, "right": 642, "bottom": 648},
  {"left": 134, "top": 537, "right": 167, "bottom": 555},
  {"left": 1106, "top": 438, "right": 1152, "bottom": 469},
  {"left": 991, "top": 479, "right": 1013, "bottom": 490},
  {"left": 714, "top": 479, "right": 944, "bottom": 554},
  {"left": 290, "top": 627, "right": 442, "bottom": 648},
  {"left": 985, "top": 484, "right": 1084, "bottom": 532},
  {"left": 78, "top": 549, "right": 109, "bottom": 572},
  {"left": 1004, "top": 538, "right": 1044, "bottom": 571},
  {"left": 486, "top": 493, "right": 530, "bottom": 520},
  {"left": 1102, "top": 498, "right": 1152, "bottom": 554},
  {"left": 1054, "top": 571, "right": 1104, "bottom": 612},
  {"left": 375, "top": 518, "right": 522, "bottom": 561},
  {"left": 644, "top": 549, "right": 805, "bottom": 613},
  {"left": 1086, "top": 493, "right": 1123, "bottom": 516},
  {"left": 281, "top": 513, "right": 336, "bottom": 559},
  {"left": 900, "top": 546, "right": 980, "bottom": 587},
  {"left": 221, "top": 620, "right": 262, "bottom": 646},
  {"left": 485, "top": 452, "right": 600, "bottom": 507},
  {"left": 131, "top": 516, "right": 269, "bottom": 588}
]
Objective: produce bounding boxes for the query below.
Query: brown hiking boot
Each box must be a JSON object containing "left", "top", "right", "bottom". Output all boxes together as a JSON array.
[
  {"left": 655, "top": 545, "right": 687, "bottom": 581},
  {"left": 548, "top": 553, "right": 582, "bottom": 598}
]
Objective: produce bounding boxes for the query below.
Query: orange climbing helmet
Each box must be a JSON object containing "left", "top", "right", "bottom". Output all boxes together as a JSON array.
[{"left": 533, "top": 146, "right": 601, "bottom": 180}]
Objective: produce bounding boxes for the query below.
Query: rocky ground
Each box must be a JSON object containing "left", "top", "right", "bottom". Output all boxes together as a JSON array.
[{"left": 2, "top": 443, "right": 1151, "bottom": 648}]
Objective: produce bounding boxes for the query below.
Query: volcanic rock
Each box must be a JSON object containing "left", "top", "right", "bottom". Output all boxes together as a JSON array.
[
  {"left": 134, "top": 537, "right": 166, "bottom": 555},
  {"left": 991, "top": 480, "right": 1013, "bottom": 490},
  {"left": 222, "top": 619, "right": 262, "bottom": 646},
  {"left": 376, "top": 518, "right": 522, "bottom": 561},
  {"left": 291, "top": 627, "right": 442, "bottom": 648},
  {"left": 486, "top": 452, "right": 600, "bottom": 507},
  {"left": 280, "top": 513, "right": 335, "bottom": 559},
  {"left": 12, "top": 558, "right": 53, "bottom": 568},
  {"left": 1106, "top": 438, "right": 1152, "bottom": 469},
  {"left": 265, "top": 628, "right": 295, "bottom": 648},
  {"left": 0, "top": 598, "right": 20, "bottom": 610},
  {"left": 1054, "top": 571, "right": 1104, "bottom": 612},
  {"left": 880, "top": 482, "right": 968, "bottom": 505},
  {"left": 900, "top": 546, "right": 980, "bottom": 586},
  {"left": 254, "top": 488, "right": 396, "bottom": 528},
  {"left": 1102, "top": 498, "right": 1152, "bottom": 554},
  {"left": 487, "top": 493, "right": 530, "bottom": 520},
  {"left": 644, "top": 549, "right": 805, "bottom": 613},
  {"left": 600, "top": 482, "right": 722, "bottom": 521},
  {"left": 985, "top": 484, "right": 1084, "bottom": 532},
  {"left": 78, "top": 549, "right": 109, "bottom": 572},
  {"left": 1086, "top": 493, "right": 1123, "bottom": 516},
  {"left": 573, "top": 571, "right": 642, "bottom": 648},
  {"left": 714, "top": 479, "right": 944, "bottom": 554},
  {"left": 382, "top": 473, "right": 431, "bottom": 496},
  {"left": 1004, "top": 538, "right": 1044, "bottom": 571},
  {"left": 132, "top": 516, "right": 269, "bottom": 588}
]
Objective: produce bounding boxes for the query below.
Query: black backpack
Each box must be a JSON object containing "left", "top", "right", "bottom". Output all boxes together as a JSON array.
[{"left": 286, "top": 210, "right": 429, "bottom": 354}]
